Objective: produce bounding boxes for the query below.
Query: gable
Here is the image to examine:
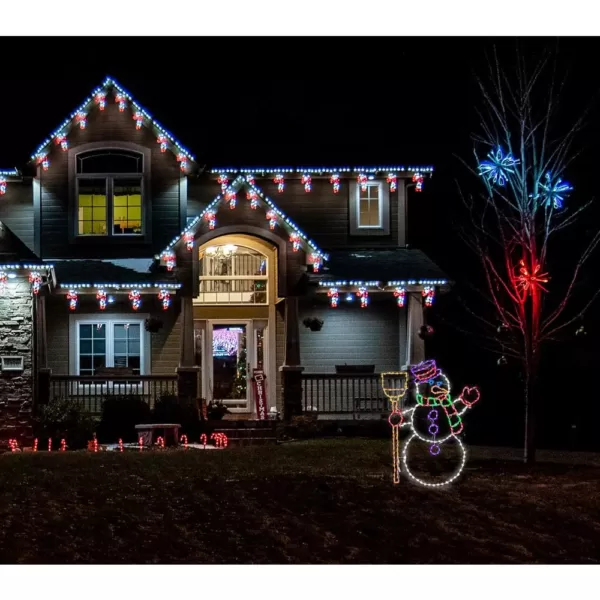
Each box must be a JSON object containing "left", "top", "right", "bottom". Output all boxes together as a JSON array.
[
  {"left": 30, "top": 77, "right": 196, "bottom": 172},
  {"left": 158, "top": 175, "right": 329, "bottom": 271},
  {"left": 0, "top": 220, "right": 40, "bottom": 262}
]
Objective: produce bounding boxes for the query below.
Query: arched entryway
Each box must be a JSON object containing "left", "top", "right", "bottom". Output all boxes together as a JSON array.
[{"left": 192, "top": 234, "right": 279, "bottom": 416}]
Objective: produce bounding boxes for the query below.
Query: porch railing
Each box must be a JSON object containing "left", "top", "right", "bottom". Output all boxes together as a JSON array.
[
  {"left": 48, "top": 375, "right": 179, "bottom": 414},
  {"left": 301, "top": 373, "right": 400, "bottom": 418}
]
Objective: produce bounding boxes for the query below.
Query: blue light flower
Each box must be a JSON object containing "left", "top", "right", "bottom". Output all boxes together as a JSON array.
[
  {"left": 539, "top": 172, "right": 572, "bottom": 209},
  {"left": 478, "top": 147, "right": 520, "bottom": 186}
]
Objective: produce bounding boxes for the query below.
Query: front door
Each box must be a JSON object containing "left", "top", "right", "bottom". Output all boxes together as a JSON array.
[{"left": 207, "top": 321, "right": 252, "bottom": 413}]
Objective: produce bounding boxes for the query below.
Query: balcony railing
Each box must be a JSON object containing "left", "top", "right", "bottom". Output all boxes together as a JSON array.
[
  {"left": 301, "top": 372, "right": 403, "bottom": 418},
  {"left": 48, "top": 375, "right": 178, "bottom": 415}
]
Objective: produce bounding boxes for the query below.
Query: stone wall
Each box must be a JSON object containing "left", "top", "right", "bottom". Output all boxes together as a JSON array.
[{"left": 0, "top": 280, "right": 34, "bottom": 443}]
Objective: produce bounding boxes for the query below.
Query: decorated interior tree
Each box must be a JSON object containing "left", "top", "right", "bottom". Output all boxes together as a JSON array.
[{"left": 458, "top": 49, "right": 600, "bottom": 464}]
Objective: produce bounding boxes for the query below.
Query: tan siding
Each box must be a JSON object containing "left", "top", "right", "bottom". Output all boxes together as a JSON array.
[
  {"left": 46, "top": 296, "right": 70, "bottom": 374},
  {"left": 151, "top": 303, "right": 181, "bottom": 374}
]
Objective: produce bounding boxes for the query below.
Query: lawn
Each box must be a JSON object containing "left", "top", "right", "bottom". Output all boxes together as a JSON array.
[{"left": 1, "top": 439, "right": 599, "bottom": 563}]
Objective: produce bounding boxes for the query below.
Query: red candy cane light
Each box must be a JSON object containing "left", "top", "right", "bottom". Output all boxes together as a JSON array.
[
  {"left": 328, "top": 287, "right": 339, "bottom": 308},
  {"left": 357, "top": 173, "right": 368, "bottom": 192},
  {"left": 180, "top": 434, "right": 188, "bottom": 449},
  {"left": 67, "top": 289, "right": 78, "bottom": 311},
  {"left": 356, "top": 287, "right": 369, "bottom": 308},
  {"left": 330, "top": 173, "right": 340, "bottom": 194},
  {"left": 96, "top": 289, "right": 107, "bottom": 310},
  {"left": 302, "top": 174, "right": 312, "bottom": 192},
  {"left": 394, "top": 287, "right": 406, "bottom": 307},
  {"left": 184, "top": 232, "right": 194, "bottom": 251},
  {"left": 273, "top": 173, "right": 285, "bottom": 193},
  {"left": 289, "top": 232, "right": 301, "bottom": 252},
  {"left": 158, "top": 289, "right": 171, "bottom": 310},
  {"left": 129, "top": 289, "right": 141, "bottom": 310}
]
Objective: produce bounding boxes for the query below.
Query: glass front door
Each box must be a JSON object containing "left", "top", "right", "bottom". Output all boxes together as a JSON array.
[{"left": 210, "top": 322, "right": 250, "bottom": 411}]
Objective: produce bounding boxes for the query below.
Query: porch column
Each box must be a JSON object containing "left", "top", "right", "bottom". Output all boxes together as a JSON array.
[
  {"left": 177, "top": 295, "right": 199, "bottom": 401},
  {"left": 279, "top": 296, "right": 303, "bottom": 420},
  {"left": 404, "top": 292, "right": 425, "bottom": 367}
]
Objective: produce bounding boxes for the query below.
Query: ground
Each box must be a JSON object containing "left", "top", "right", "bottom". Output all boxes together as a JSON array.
[{"left": 1, "top": 439, "right": 599, "bottom": 563}]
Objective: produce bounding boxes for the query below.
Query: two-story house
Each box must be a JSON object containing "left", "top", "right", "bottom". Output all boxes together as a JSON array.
[{"left": 0, "top": 77, "right": 447, "bottom": 442}]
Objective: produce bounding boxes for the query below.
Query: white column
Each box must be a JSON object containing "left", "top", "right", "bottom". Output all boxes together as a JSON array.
[{"left": 404, "top": 292, "right": 425, "bottom": 367}]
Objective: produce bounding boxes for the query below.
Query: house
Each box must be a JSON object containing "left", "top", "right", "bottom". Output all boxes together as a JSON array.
[{"left": 0, "top": 77, "right": 448, "bottom": 441}]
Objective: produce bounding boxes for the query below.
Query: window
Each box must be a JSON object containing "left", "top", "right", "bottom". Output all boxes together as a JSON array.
[
  {"left": 349, "top": 179, "right": 390, "bottom": 236},
  {"left": 71, "top": 316, "right": 148, "bottom": 376},
  {"left": 76, "top": 149, "right": 143, "bottom": 236},
  {"left": 197, "top": 244, "right": 268, "bottom": 304}
]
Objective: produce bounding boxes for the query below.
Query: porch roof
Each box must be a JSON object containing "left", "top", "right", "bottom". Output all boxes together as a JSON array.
[
  {"left": 47, "top": 258, "right": 179, "bottom": 290},
  {"left": 315, "top": 248, "right": 449, "bottom": 286}
]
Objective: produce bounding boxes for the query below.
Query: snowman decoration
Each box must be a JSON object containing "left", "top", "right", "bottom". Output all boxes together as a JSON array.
[{"left": 396, "top": 359, "right": 480, "bottom": 487}]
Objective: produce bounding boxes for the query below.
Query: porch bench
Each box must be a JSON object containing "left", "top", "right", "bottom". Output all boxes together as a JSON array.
[{"left": 135, "top": 423, "right": 181, "bottom": 447}]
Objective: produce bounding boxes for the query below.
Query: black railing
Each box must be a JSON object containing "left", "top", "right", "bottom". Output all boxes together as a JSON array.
[
  {"left": 301, "top": 373, "right": 405, "bottom": 417},
  {"left": 49, "top": 375, "right": 178, "bottom": 414}
]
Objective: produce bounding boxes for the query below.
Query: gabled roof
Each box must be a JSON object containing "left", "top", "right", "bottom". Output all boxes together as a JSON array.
[
  {"left": 0, "top": 220, "right": 41, "bottom": 263},
  {"left": 30, "top": 77, "right": 195, "bottom": 167},
  {"left": 158, "top": 175, "right": 328, "bottom": 261}
]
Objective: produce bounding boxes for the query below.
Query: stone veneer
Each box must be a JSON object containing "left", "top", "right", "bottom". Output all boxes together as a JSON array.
[{"left": 0, "top": 280, "right": 34, "bottom": 443}]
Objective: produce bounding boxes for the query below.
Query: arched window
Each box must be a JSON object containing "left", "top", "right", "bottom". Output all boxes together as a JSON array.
[
  {"left": 76, "top": 149, "right": 144, "bottom": 236},
  {"left": 198, "top": 244, "right": 268, "bottom": 304}
]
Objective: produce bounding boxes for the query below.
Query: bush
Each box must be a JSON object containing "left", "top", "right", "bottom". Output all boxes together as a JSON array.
[
  {"left": 35, "top": 397, "right": 97, "bottom": 450},
  {"left": 96, "top": 396, "right": 151, "bottom": 443},
  {"left": 151, "top": 393, "right": 201, "bottom": 440}
]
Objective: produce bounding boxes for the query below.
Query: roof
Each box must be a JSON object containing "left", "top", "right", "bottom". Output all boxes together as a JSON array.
[
  {"left": 0, "top": 220, "right": 41, "bottom": 263},
  {"left": 210, "top": 166, "right": 434, "bottom": 176},
  {"left": 30, "top": 77, "right": 195, "bottom": 167},
  {"left": 48, "top": 259, "right": 179, "bottom": 290},
  {"left": 317, "top": 248, "right": 449, "bottom": 285}
]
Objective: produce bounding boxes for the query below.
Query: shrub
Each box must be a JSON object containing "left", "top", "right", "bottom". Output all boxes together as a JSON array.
[
  {"left": 96, "top": 396, "right": 151, "bottom": 443},
  {"left": 35, "top": 397, "right": 97, "bottom": 450}
]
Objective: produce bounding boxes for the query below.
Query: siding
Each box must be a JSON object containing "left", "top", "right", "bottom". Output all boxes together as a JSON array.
[
  {"left": 187, "top": 177, "right": 400, "bottom": 250},
  {"left": 299, "top": 298, "right": 404, "bottom": 373},
  {"left": 45, "top": 295, "right": 181, "bottom": 375},
  {"left": 275, "top": 302, "right": 285, "bottom": 411},
  {"left": 39, "top": 100, "right": 183, "bottom": 259},
  {"left": 0, "top": 180, "right": 35, "bottom": 253}
]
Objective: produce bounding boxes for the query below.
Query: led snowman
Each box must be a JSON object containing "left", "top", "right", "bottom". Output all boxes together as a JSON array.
[{"left": 399, "top": 359, "right": 480, "bottom": 487}]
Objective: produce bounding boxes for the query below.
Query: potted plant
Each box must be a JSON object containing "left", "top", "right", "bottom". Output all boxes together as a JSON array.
[
  {"left": 207, "top": 400, "right": 229, "bottom": 420},
  {"left": 302, "top": 317, "right": 324, "bottom": 332},
  {"left": 145, "top": 317, "right": 164, "bottom": 333}
]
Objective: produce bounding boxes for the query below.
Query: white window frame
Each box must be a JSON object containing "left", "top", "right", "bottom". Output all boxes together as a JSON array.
[
  {"left": 349, "top": 179, "right": 391, "bottom": 237},
  {"left": 69, "top": 313, "right": 151, "bottom": 393},
  {"left": 357, "top": 181, "right": 383, "bottom": 229}
]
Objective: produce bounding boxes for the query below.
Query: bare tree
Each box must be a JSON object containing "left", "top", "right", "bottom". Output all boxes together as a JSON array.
[{"left": 458, "top": 49, "right": 600, "bottom": 464}]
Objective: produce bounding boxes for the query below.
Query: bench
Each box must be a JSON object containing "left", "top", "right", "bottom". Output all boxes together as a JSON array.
[{"left": 135, "top": 423, "right": 181, "bottom": 447}]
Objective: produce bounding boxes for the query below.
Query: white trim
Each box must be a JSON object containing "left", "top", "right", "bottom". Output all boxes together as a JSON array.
[
  {"left": 356, "top": 181, "right": 383, "bottom": 229},
  {"left": 68, "top": 313, "right": 151, "bottom": 393}
]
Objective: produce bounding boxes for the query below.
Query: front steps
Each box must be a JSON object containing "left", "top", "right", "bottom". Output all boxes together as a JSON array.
[{"left": 212, "top": 420, "right": 278, "bottom": 446}]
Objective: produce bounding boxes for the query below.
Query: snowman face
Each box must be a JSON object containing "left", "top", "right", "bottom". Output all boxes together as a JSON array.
[{"left": 415, "top": 372, "right": 451, "bottom": 406}]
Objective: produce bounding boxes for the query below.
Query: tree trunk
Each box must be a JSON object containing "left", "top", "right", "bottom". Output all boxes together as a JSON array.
[{"left": 523, "top": 356, "right": 539, "bottom": 465}]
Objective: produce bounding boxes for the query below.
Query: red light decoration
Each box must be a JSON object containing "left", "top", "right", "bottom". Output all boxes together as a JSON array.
[
  {"left": 246, "top": 174, "right": 255, "bottom": 186},
  {"left": 180, "top": 434, "right": 188, "bottom": 449},
  {"left": 265, "top": 210, "right": 277, "bottom": 230},
  {"left": 289, "top": 232, "right": 301, "bottom": 252},
  {"left": 356, "top": 287, "right": 369, "bottom": 308},
  {"left": 66, "top": 290, "right": 78, "bottom": 311},
  {"left": 311, "top": 254, "right": 322, "bottom": 273},
  {"left": 55, "top": 133, "right": 68, "bottom": 151},
  {"left": 96, "top": 289, "right": 107, "bottom": 310},
  {"left": 29, "top": 272, "right": 42, "bottom": 295},
  {"left": 76, "top": 112, "right": 87, "bottom": 129},
  {"left": 273, "top": 173, "right": 285, "bottom": 193},
  {"left": 139, "top": 436, "right": 144, "bottom": 452},
  {"left": 412, "top": 172, "right": 424, "bottom": 192},
  {"left": 8, "top": 438, "right": 18, "bottom": 452},
  {"left": 33, "top": 438, "right": 38, "bottom": 452},
  {"left": 129, "top": 289, "right": 141, "bottom": 310},
  {"left": 48, "top": 438, "right": 52, "bottom": 452},
  {"left": 158, "top": 289, "right": 171, "bottom": 310},
  {"left": 176, "top": 153, "right": 187, "bottom": 172},
  {"left": 163, "top": 251, "right": 176, "bottom": 271},
  {"left": 246, "top": 190, "right": 259, "bottom": 209},
  {"left": 115, "top": 93, "right": 127, "bottom": 111},
  {"left": 0, "top": 177, "right": 6, "bottom": 195},
  {"left": 204, "top": 211, "right": 216, "bottom": 230},
  {"left": 95, "top": 92, "right": 106, "bottom": 110},
  {"left": 394, "top": 287, "right": 406, "bottom": 307},
  {"left": 133, "top": 111, "right": 144, "bottom": 129},
  {"left": 118, "top": 438, "right": 124, "bottom": 452},
  {"left": 0, "top": 271, "right": 8, "bottom": 294},
  {"left": 387, "top": 174, "right": 397, "bottom": 192},
  {"left": 184, "top": 232, "right": 194, "bottom": 251},
  {"left": 200, "top": 433, "right": 207, "bottom": 449},
  {"left": 516, "top": 259, "right": 549, "bottom": 294},
  {"left": 302, "top": 174, "right": 312, "bottom": 192},
  {"left": 330, "top": 173, "right": 341, "bottom": 194},
  {"left": 60, "top": 439, "right": 66, "bottom": 452},
  {"left": 217, "top": 174, "right": 229, "bottom": 192},
  {"left": 36, "top": 154, "right": 49, "bottom": 171},
  {"left": 226, "top": 190, "right": 237, "bottom": 209},
  {"left": 93, "top": 437, "right": 98, "bottom": 453},
  {"left": 156, "top": 436, "right": 165, "bottom": 449},
  {"left": 357, "top": 173, "right": 368, "bottom": 192},
  {"left": 422, "top": 286, "right": 435, "bottom": 306},
  {"left": 211, "top": 432, "right": 228, "bottom": 448},
  {"left": 157, "top": 134, "right": 168, "bottom": 152}
]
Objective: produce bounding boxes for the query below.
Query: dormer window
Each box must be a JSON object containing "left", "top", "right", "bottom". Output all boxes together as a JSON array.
[{"left": 76, "top": 149, "right": 144, "bottom": 236}]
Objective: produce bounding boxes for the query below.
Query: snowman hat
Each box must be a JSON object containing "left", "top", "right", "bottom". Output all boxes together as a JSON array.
[{"left": 410, "top": 359, "right": 441, "bottom": 383}]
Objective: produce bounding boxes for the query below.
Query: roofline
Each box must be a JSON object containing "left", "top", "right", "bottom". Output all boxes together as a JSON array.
[{"left": 209, "top": 166, "right": 434, "bottom": 176}]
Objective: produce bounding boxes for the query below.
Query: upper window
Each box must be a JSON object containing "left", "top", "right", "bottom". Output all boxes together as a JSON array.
[
  {"left": 76, "top": 149, "right": 143, "bottom": 236},
  {"left": 358, "top": 183, "right": 382, "bottom": 228},
  {"left": 349, "top": 179, "right": 390, "bottom": 237},
  {"left": 197, "top": 244, "right": 268, "bottom": 305}
]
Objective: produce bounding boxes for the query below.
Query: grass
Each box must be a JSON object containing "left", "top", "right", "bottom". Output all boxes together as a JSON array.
[{"left": 1, "top": 439, "right": 599, "bottom": 563}]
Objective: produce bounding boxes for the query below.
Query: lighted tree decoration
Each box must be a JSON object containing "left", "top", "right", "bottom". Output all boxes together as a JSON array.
[{"left": 458, "top": 49, "right": 600, "bottom": 464}]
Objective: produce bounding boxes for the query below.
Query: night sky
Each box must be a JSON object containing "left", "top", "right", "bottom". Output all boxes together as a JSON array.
[{"left": 2, "top": 36, "right": 599, "bottom": 448}]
